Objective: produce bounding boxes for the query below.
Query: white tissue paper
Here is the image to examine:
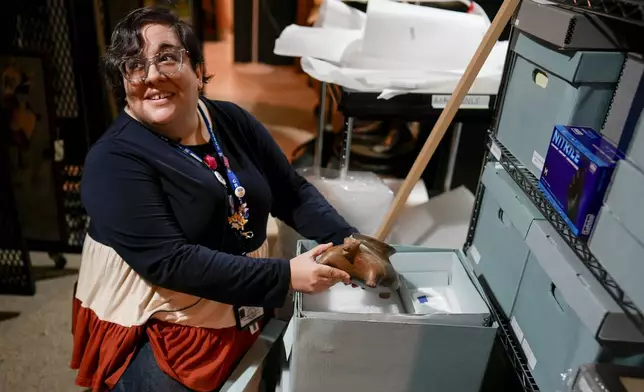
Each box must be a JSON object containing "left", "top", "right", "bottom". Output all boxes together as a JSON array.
[
  {"left": 410, "top": 288, "right": 461, "bottom": 314},
  {"left": 314, "top": 0, "right": 367, "bottom": 30},
  {"left": 274, "top": 0, "right": 509, "bottom": 99}
]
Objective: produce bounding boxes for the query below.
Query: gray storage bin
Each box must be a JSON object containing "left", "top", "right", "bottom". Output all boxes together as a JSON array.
[
  {"left": 510, "top": 251, "right": 602, "bottom": 392},
  {"left": 509, "top": 218, "right": 643, "bottom": 392},
  {"left": 468, "top": 162, "right": 544, "bottom": 316},
  {"left": 601, "top": 54, "right": 644, "bottom": 152},
  {"left": 628, "top": 109, "right": 644, "bottom": 173},
  {"left": 290, "top": 241, "right": 496, "bottom": 392},
  {"left": 515, "top": 0, "right": 621, "bottom": 50},
  {"left": 590, "top": 206, "right": 644, "bottom": 312},
  {"left": 603, "top": 160, "right": 644, "bottom": 244},
  {"left": 497, "top": 33, "right": 624, "bottom": 177},
  {"left": 526, "top": 221, "right": 644, "bottom": 344}
]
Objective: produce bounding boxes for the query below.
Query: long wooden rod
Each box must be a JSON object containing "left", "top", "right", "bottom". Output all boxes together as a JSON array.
[{"left": 375, "top": 0, "right": 520, "bottom": 241}]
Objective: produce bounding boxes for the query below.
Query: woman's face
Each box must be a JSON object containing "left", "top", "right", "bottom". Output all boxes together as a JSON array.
[{"left": 123, "top": 23, "right": 202, "bottom": 128}]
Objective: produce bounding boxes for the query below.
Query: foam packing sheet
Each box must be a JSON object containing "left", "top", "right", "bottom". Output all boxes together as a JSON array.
[
  {"left": 302, "top": 282, "right": 405, "bottom": 314},
  {"left": 274, "top": 0, "right": 508, "bottom": 99}
]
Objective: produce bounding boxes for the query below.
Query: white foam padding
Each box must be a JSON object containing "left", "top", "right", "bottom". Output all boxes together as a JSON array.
[{"left": 303, "top": 283, "right": 403, "bottom": 314}]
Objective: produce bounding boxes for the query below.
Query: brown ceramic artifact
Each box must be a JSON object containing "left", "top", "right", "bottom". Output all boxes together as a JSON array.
[{"left": 316, "top": 233, "right": 400, "bottom": 290}]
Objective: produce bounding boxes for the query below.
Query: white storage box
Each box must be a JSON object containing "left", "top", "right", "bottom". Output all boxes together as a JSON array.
[{"left": 290, "top": 241, "right": 497, "bottom": 392}]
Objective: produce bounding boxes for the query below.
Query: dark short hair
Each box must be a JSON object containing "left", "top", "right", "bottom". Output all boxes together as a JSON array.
[{"left": 103, "top": 7, "right": 210, "bottom": 105}]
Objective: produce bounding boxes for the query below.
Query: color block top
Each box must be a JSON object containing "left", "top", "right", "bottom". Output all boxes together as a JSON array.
[{"left": 71, "top": 98, "right": 356, "bottom": 391}]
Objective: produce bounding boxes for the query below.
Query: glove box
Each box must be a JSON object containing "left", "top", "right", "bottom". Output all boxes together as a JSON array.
[{"left": 289, "top": 241, "right": 496, "bottom": 392}]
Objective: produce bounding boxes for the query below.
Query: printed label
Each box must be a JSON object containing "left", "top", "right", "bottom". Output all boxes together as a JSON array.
[
  {"left": 490, "top": 141, "right": 502, "bottom": 161},
  {"left": 54, "top": 139, "right": 65, "bottom": 162},
  {"left": 236, "top": 306, "right": 264, "bottom": 330},
  {"left": 532, "top": 150, "right": 545, "bottom": 172},
  {"left": 469, "top": 245, "right": 481, "bottom": 264},
  {"left": 582, "top": 214, "right": 596, "bottom": 236},
  {"left": 521, "top": 338, "right": 538, "bottom": 371},
  {"left": 431, "top": 94, "right": 490, "bottom": 109},
  {"left": 510, "top": 316, "right": 524, "bottom": 343},
  {"left": 577, "top": 376, "right": 593, "bottom": 392}
]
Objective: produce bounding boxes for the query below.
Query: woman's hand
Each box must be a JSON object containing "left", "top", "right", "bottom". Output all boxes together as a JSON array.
[{"left": 290, "top": 243, "right": 351, "bottom": 294}]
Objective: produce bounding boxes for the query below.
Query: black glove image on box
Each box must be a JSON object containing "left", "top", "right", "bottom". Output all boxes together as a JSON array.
[{"left": 566, "top": 158, "right": 587, "bottom": 222}]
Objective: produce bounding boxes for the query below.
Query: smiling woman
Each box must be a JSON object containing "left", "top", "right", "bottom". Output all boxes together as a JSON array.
[{"left": 71, "top": 6, "right": 358, "bottom": 392}]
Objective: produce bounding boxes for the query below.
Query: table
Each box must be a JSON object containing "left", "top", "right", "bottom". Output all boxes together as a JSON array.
[{"left": 314, "top": 82, "right": 497, "bottom": 194}]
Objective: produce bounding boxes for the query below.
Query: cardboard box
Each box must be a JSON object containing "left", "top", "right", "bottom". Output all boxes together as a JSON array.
[
  {"left": 538, "top": 125, "right": 624, "bottom": 237},
  {"left": 515, "top": 0, "right": 622, "bottom": 50},
  {"left": 290, "top": 241, "right": 497, "bottom": 392}
]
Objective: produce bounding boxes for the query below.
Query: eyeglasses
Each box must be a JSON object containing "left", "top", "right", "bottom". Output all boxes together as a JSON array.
[{"left": 121, "top": 48, "right": 188, "bottom": 83}]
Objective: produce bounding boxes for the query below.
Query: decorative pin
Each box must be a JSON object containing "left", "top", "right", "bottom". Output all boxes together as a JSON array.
[
  {"left": 203, "top": 155, "right": 217, "bottom": 170},
  {"left": 214, "top": 171, "right": 226, "bottom": 186},
  {"left": 234, "top": 186, "right": 246, "bottom": 198}
]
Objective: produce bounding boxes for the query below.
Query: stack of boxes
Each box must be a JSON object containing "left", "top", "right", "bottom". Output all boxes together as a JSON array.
[
  {"left": 590, "top": 111, "right": 644, "bottom": 319},
  {"left": 284, "top": 2, "right": 644, "bottom": 391},
  {"left": 468, "top": 0, "right": 644, "bottom": 391}
]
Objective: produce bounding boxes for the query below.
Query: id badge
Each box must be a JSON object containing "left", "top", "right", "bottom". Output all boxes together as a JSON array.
[{"left": 234, "top": 305, "right": 264, "bottom": 334}]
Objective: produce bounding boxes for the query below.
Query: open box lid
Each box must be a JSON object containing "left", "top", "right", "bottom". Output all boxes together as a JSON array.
[{"left": 295, "top": 240, "right": 495, "bottom": 329}]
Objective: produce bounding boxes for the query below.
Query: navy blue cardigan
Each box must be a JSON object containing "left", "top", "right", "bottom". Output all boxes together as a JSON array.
[{"left": 80, "top": 98, "right": 357, "bottom": 308}]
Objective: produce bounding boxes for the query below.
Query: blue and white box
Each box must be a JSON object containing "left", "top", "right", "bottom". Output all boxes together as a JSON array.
[{"left": 538, "top": 125, "right": 624, "bottom": 238}]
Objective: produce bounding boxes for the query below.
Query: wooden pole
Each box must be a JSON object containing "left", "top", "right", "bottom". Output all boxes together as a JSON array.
[{"left": 375, "top": 0, "right": 520, "bottom": 241}]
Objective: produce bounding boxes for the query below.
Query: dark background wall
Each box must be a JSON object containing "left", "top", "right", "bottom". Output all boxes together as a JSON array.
[{"left": 234, "top": 0, "right": 298, "bottom": 65}]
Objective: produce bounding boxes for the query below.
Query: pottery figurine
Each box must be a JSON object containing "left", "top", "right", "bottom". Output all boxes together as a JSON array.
[{"left": 316, "top": 233, "right": 400, "bottom": 290}]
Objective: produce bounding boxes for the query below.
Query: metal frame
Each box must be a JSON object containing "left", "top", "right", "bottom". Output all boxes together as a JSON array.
[
  {"left": 485, "top": 272, "right": 541, "bottom": 392},
  {"left": 313, "top": 83, "right": 488, "bottom": 189},
  {"left": 463, "top": 149, "right": 541, "bottom": 392},
  {"left": 487, "top": 134, "right": 644, "bottom": 335},
  {"left": 549, "top": 0, "right": 644, "bottom": 26}
]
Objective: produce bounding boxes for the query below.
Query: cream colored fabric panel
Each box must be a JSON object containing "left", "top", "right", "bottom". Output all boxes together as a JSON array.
[{"left": 76, "top": 234, "right": 269, "bottom": 329}]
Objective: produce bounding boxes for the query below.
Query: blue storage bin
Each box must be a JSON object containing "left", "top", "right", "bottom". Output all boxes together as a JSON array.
[
  {"left": 467, "top": 162, "right": 544, "bottom": 316},
  {"left": 497, "top": 33, "right": 624, "bottom": 178}
]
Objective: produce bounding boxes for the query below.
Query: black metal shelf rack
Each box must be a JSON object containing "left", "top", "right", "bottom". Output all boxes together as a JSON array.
[
  {"left": 487, "top": 289, "right": 540, "bottom": 392},
  {"left": 549, "top": 0, "right": 644, "bottom": 26},
  {"left": 464, "top": 152, "right": 540, "bottom": 392},
  {"left": 485, "top": 134, "right": 644, "bottom": 337}
]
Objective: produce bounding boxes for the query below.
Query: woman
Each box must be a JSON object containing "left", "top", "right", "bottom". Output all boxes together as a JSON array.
[{"left": 71, "top": 6, "right": 357, "bottom": 392}]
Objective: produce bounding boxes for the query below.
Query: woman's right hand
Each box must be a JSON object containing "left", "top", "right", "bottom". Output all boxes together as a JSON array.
[{"left": 289, "top": 243, "right": 351, "bottom": 294}]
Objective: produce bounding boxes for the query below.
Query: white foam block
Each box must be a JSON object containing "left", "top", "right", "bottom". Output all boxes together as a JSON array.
[{"left": 302, "top": 283, "right": 404, "bottom": 314}]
